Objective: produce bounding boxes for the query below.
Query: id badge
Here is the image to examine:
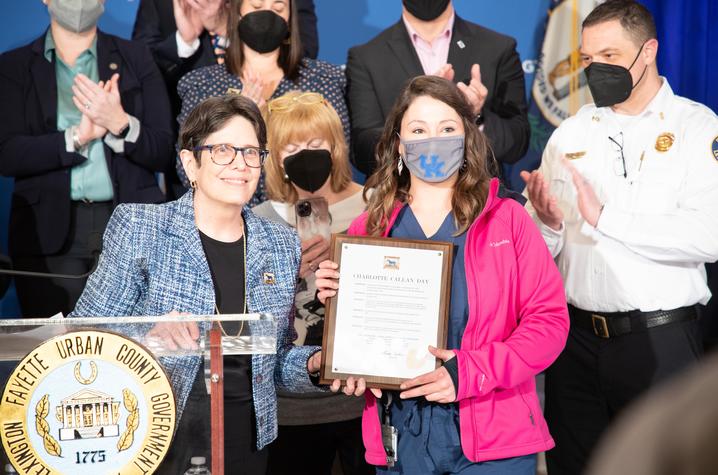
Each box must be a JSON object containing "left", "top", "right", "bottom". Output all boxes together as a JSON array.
[{"left": 381, "top": 423, "right": 398, "bottom": 467}]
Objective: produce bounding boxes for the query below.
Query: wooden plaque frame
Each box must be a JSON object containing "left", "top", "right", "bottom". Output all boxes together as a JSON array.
[{"left": 319, "top": 234, "right": 453, "bottom": 390}]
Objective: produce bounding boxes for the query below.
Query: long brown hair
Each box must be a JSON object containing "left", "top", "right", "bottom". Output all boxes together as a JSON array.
[
  {"left": 363, "top": 76, "right": 493, "bottom": 236},
  {"left": 225, "top": 0, "right": 304, "bottom": 80}
]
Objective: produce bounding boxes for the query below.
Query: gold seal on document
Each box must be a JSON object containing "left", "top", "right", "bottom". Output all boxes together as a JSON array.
[
  {"left": 0, "top": 330, "right": 176, "bottom": 475},
  {"left": 655, "top": 132, "right": 675, "bottom": 152}
]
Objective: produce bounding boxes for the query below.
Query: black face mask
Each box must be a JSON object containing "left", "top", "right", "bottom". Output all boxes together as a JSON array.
[
  {"left": 402, "top": 0, "right": 450, "bottom": 21},
  {"left": 584, "top": 43, "right": 647, "bottom": 108},
  {"left": 237, "top": 10, "right": 289, "bottom": 54},
  {"left": 283, "top": 149, "right": 333, "bottom": 193}
]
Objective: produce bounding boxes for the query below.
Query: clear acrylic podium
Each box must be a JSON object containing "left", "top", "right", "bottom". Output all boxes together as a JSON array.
[{"left": 0, "top": 314, "right": 276, "bottom": 475}]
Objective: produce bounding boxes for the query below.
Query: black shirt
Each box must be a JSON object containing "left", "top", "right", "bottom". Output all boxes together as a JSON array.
[{"left": 199, "top": 230, "right": 252, "bottom": 402}]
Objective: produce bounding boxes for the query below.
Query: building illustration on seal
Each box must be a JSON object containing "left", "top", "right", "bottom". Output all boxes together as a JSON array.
[{"left": 55, "top": 388, "right": 121, "bottom": 441}]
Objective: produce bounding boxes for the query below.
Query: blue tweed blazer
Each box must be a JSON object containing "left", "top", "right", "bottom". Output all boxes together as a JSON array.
[{"left": 70, "top": 190, "right": 319, "bottom": 449}]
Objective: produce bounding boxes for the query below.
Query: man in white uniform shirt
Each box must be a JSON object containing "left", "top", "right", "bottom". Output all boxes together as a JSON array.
[{"left": 521, "top": 1, "right": 718, "bottom": 474}]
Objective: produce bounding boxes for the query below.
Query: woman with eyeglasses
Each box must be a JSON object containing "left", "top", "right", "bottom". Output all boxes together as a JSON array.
[
  {"left": 175, "top": 0, "right": 349, "bottom": 206},
  {"left": 252, "top": 91, "right": 371, "bottom": 475},
  {"left": 71, "top": 95, "right": 353, "bottom": 474}
]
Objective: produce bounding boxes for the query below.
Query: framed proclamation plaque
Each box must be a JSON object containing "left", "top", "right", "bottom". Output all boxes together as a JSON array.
[{"left": 320, "top": 234, "right": 453, "bottom": 390}]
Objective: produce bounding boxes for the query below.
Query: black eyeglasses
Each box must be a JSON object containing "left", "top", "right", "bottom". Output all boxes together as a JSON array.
[
  {"left": 608, "top": 133, "right": 627, "bottom": 178},
  {"left": 193, "top": 144, "right": 268, "bottom": 168}
]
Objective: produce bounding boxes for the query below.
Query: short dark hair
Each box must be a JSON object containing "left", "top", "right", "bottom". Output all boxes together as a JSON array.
[
  {"left": 583, "top": 0, "right": 657, "bottom": 46},
  {"left": 179, "top": 95, "right": 267, "bottom": 164},
  {"left": 225, "top": 0, "right": 303, "bottom": 80}
]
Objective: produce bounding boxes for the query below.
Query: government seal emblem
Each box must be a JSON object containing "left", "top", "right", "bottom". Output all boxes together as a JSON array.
[{"left": 0, "top": 330, "right": 176, "bottom": 474}]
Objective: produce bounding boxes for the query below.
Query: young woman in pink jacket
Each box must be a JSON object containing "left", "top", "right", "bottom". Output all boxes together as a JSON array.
[{"left": 316, "top": 76, "right": 569, "bottom": 474}]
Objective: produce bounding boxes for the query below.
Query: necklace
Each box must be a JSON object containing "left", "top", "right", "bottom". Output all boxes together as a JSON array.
[{"left": 215, "top": 232, "right": 248, "bottom": 338}]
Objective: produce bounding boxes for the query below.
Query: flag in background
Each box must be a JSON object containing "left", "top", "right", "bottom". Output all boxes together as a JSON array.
[{"left": 503, "top": 0, "right": 602, "bottom": 191}]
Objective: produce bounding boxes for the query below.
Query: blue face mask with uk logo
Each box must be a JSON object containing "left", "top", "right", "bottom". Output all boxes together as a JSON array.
[{"left": 400, "top": 135, "right": 465, "bottom": 183}]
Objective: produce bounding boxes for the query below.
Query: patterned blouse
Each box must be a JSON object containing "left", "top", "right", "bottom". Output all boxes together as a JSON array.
[{"left": 176, "top": 59, "right": 349, "bottom": 205}]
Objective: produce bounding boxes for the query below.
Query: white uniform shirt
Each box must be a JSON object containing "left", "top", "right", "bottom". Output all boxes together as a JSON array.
[{"left": 526, "top": 79, "right": 718, "bottom": 312}]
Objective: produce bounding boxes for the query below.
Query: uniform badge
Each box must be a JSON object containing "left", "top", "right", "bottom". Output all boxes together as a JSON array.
[
  {"left": 565, "top": 151, "right": 586, "bottom": 160},
  {"left": 0, "top": 331, "right": 176, "bottom": 474},
  {"left": 263, "top": 272, "right": 276, "bottom": 284},
  {"left": 712, "top": 135, "right": 718, "bottom": 162},
  {"left": 655, "top": 132, "right": 675, "bottom": 152}
]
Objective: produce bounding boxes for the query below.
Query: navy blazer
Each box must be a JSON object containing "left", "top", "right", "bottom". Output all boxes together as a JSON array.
[
  {"left": 70, "top": 191, "right": 320, "bottom": 449},
  {"left": 0, "top": 30, "right": 174, "bottom": 257}
]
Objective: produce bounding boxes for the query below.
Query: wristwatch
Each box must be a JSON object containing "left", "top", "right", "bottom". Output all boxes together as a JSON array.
[
  {"left": 115, "top": 122, "right": 130, "bottom": 139},
  {"left": 72, "top": 126, "right": 84, "bottom": 152}
]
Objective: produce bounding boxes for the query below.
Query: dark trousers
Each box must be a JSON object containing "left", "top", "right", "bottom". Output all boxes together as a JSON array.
[
  {"left": 13, "top": 201, "right": 112, "bottom": 317},
  {"left": 158, "top": 371, "right": 268, "bottom": 474},
  {"left": 268, "top": 418, "right": 374, "bottom": 475},
  {"left": 544, "top": 309, "right": 703, "bottom": 475}
]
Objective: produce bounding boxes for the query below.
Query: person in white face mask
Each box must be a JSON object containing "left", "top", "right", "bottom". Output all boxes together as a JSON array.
[{"left": 0, "top": 0, "right": 174, "bottom": 318}]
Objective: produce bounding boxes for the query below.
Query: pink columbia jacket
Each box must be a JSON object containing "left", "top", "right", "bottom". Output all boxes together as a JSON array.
[{"left": 347, "top": 178, "right": 569, "bottom": 465}]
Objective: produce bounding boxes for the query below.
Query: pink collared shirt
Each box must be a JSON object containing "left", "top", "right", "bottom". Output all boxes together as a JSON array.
[{"left": 402, "top": 13, "right": 455, "bottom": 75}]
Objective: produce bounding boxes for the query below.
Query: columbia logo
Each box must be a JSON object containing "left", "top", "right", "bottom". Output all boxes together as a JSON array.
[{"left": 490, "top": 239, "right": 510, "bottom": 248}]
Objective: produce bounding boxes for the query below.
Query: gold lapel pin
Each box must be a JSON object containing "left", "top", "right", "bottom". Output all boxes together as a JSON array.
[
  {"left": 263, "top": 272, "right": 276, "bottom": 285},
  {"left": 655, "top": 132, "right": 675, "bottom": 152},
  {"left": 109, "top": 62, "right": 118, "bottom": 71}
]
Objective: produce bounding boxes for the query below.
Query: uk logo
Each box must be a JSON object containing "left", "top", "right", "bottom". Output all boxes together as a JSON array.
[{"left": 419, "top": 154, "right": 446, "bottom": 178}]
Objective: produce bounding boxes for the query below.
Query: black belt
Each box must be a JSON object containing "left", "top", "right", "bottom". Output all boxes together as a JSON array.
[{"left": 569, "top": 305, "right": 697, "bottom": 339}]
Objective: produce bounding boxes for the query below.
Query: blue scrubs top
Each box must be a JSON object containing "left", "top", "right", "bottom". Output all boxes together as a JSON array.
[
  {"left": 379, "top": 204, "right": 537, "bottom": 474},
  {"left": 389, "top": 204, "right": 468, "bottom": 350},
  {"left": 384, "top": 205, "right": 469, "bottom": 472}
]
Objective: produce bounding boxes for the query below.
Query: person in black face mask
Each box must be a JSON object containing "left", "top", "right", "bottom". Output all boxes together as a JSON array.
[
  {"left": 252, "top": 91, "right": 370, "bottom": 475},
  {"left": 402, "top": 0, "right": 451, "bottom": 22},
  {"left": 346, "top": 0, "right": 529, "bottom": 176},
  {"left": 175, "top": 0, "right": 351, "bottom": 206},
  {"left": 131, "top": 0, "right": 319, "bottom": 200},
  {"left": 583, "top": 40, "right": 648, "bottom": 108},
  {"left": 521, "top": 1, "right": 718, "bottom": 474}
]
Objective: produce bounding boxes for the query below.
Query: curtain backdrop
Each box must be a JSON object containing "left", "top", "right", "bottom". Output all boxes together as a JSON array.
[{"left": 644, "top": 0, "right": 718, "bottom": 111}]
